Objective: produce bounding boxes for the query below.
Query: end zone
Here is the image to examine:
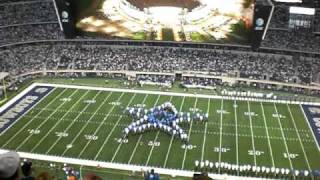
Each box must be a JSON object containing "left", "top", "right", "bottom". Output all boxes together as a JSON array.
[
  {"left": 0, "top": 85, "right": 54, "bottom": 135},
  {"left": 301, "top": 105, "right": 320, "bottom": 151}
]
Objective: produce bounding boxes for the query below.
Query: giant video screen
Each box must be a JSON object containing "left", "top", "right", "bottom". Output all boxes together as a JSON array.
[{"left": 75, "top": 0, "right": 254, "bottom": 44}]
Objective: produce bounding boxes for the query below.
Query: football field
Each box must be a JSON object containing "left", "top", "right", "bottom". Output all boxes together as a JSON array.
[{"left": 0, "top": 83, "right": 319, "bottom": 177}]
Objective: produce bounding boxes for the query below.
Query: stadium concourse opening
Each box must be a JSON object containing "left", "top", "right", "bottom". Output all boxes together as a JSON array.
[{"left": 0, "top": 72, "right": 8, "bottom": 104}]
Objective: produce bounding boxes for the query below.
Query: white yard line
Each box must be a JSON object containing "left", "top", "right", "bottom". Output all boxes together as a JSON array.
[
  {"left": 201, "top": 98, "right": 210, "bottom": 162},
  {"left": 19, "top": 112, "right": 313, "bottom": 133},
  {"left": 299, "top": 105, "right": 320, "bottom": 152},
  {"left": 1, "top": 87, "right": 61, "bottom": 147},
  {"left": 181, "top": 97, "right": 198, "bottom": 170},
  {"left": 206, "top": 122, "right": 309, "bottom": 132},
  {"left": 79, "top": 165, "right": 84, "bottom": 180},
  {"left": 40, "top": 91, "right": 95, "bottom": 154},
  {"left": 234, "top": 100, "right": 239, "bottom": 175},
  {"left": 3, "top": 82, "right": 319, "bottom": 179},
  {"left": 46, "top": 91, "right": 102, "bottom": 154},
  {"left": 191, "top": 130, "right": 312, "bottom": 142},
  {"left": 30, "top": 90, "right": 90, "bottom": 152},
  {"left": 17, "top": 89, "right": 78, "bottom": 151},
  {"left": 19, "top": 115, "right": 313, "bottom": 141},
  {"left": 218, "top": 99, "right": 223, "bottom": 173},
  {"left": 128, "top": 135, "right": 142, "bottom": 164},
  {"left": 273, "top": 103, "right": 294, "bottom": 170},
  {"left": 93, "top": 93, "right": 139, "bottom": 160},
  {"left": 0, "top": 84, "right": 39, "bottom": 113},
  {"left": 0, "top": 148, "right": 266, "bottom": 180},
  {"left": 145, "top": 96, "right": 173, "bottom": 166},
  {"left": 247, "top": 101, "right": 257, "bottom": 166},
  {"left": 128, "top": 94, "right": 160, "bottom": 164},
  {"left": 163, "top": 96, "right": 186, "bottom": 168},
  {"left": 110, "top": 93, "right": 141, "bottom": 162},
  {"left": 32, "top": 107, "right": 117, "bottom": 116},
  {"left": 0, "top": 87, "right": 57, "bottom": 136},
  {"left": 17, "top": 114, "right": 311, "bottom": 141},
  {"left": 77, "top": 93, "right": 127, "bottom": 158},
  {"left": 32, "top": 82, "right": 320, "bottom": 106},
  {"left": 145, "top": 131, "right": 160, "bottom": 166},
  {"left": 61, "top": 92, "right": 114, "bottom": 156},
  {"left": 260, "top": 102, "right": 275, "bottom": 168},
  {"left": 287, "top": 104, "right": 313, "bottom": 178},
  {"left": 110, "top": 138, "right": 123, "bottom": 162}
]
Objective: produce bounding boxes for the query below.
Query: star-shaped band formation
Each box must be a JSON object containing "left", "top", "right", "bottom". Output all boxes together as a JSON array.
[{"left": 122, "top": 102, "right": 209, "bottom": 143}]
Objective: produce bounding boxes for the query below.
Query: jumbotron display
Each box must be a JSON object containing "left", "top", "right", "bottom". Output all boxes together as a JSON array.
[{"left": 76, "top": 0, "right": 254, "bottom": 44}]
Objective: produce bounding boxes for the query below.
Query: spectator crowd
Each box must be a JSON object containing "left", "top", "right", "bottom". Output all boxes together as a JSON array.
[
  {"left": 261, "top": 29, "right": 320, "bottom": 52},
  {"left": 269, "top": 4, "right": 290, "bottom": 29},
  {"left": 0, "top": 0, "right": 319, "bottom": 53},
  {"left": 0, "top": 151, "right": 160, "bottom": 180},
  {"left": 0, "top": 0, "right": 319, "bottom": 96},
  {"left": 0, "top": 2, "right": 319, "bottom": 179},
  {"left": 0, "top": 0, "right": 57, "bottom": 26},
  {"left": 1, "top": 43, "right": 318, "bottom": 85}
]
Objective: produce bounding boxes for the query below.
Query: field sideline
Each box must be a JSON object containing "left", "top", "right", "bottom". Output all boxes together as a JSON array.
[{"left": 0, "top": 83, "right": 319, "bottom": 178}]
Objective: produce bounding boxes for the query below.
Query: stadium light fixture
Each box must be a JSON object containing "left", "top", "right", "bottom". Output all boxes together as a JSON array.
[
  {"left": 289, "top": 6, "right": 315, "bottom": 15},
  {"left": 273, "top": 0, "right": 302, "bottom": 2}
]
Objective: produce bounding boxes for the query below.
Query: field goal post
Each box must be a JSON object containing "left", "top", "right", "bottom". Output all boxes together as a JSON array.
[{"left": 0, "top": 72, "right": 9, "bottom": 104}]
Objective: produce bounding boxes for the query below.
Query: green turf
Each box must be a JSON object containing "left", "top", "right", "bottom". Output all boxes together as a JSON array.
[
  {"left": 36, "top": 77, "right": 320, "bottom": 102},
  {"left": 0, "top": 85, "right": 319, "bottom": 177}
]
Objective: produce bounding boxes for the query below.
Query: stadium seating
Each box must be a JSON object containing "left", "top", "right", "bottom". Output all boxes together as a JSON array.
[
  {"left": 0, "top": 1, "right": 57, "bottom": 26},
  {"left": 0, "top": 42, "right": 319, "bottom": 84},
  {"left": 0, "top": 0, "right": 319, "bottom": 95},
  {"left": 0, "top": 0, "right": 319, "bottom": 52},
  {"left": 0, "top": 1, "right": 320, "bottom": 179}
]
